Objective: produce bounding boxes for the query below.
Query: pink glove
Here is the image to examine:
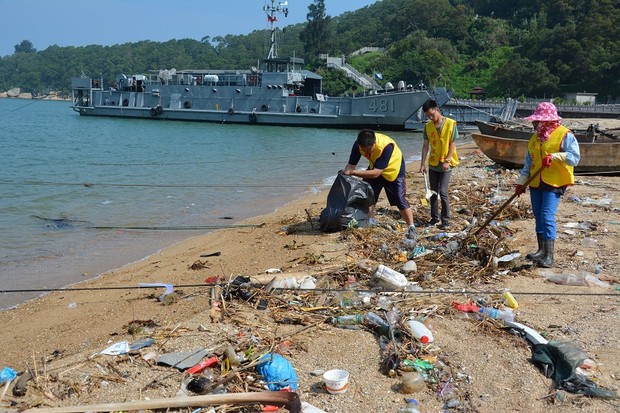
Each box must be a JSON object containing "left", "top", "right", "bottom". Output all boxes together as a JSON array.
[{"left": 542, "top": 154, "right": 553, "bottom": 168}]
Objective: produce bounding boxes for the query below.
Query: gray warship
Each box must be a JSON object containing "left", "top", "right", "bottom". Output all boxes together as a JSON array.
[{"left": 71, "top": 1, "right": 446, "bottom": 130}]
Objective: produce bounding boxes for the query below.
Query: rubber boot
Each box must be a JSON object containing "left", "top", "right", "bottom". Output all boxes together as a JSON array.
[
  {"left": 537, "top": 239, "right": 554, "bottom": 268},
  {"left": 526, "top": 234, "right": 544, "bottom": 261}
]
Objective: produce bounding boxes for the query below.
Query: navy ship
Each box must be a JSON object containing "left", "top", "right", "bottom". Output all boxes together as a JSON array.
[{"left": 71, "top": 1, "right": 445, "bottom": 130}]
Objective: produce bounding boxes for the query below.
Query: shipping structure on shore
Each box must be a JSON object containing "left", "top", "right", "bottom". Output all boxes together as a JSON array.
[{"left": 70, "top": 1, "right": 448, "bottom": 131}]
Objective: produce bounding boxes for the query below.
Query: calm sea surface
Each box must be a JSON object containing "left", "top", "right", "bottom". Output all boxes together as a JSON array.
[{"left": 0, "top": 98, "right": 425, "bottom": 309}]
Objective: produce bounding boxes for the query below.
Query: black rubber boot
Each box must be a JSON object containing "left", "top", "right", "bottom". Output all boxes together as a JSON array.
[
  {"left": 537, "top": 239, "right": 554, "bottom": 268},
  {"left": 526, "top": 234, "right": 544, "bottom": 261}
]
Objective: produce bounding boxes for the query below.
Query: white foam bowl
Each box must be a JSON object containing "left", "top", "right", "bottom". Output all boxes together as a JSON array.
[{"left": 323, "top": 369, "right": 350, "bottom": 394}]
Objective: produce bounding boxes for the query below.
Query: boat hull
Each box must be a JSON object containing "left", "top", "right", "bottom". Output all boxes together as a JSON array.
[
  {"left": 73, "top": 104, "right": 425, "bottom": 130},
  {"left": 71, "top": 78, "right": 432, "bottom": 131},
  {"left": 475, "top": 120, "right": 603, "bottom": 143},
  {"left": 471, "top": 133, "right": 620, "bottom": 174}
]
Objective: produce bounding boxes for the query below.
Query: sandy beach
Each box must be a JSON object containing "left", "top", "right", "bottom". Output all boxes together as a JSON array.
[{"left": 1, "top": 120, "right": 618, "bottom": 413}]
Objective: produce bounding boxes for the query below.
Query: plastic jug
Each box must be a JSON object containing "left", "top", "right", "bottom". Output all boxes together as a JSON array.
[
  {"left": 407, "top": 319, "right": 434, "bottom": 343},
  {"left": 372, "top": 264, "right": 408, "bottom": 289}
]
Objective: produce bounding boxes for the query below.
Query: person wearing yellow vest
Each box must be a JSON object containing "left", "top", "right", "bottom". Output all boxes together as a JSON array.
[
  {"left": 514, "top": 102, "right": 580, "bottom": 268},
  {"left": 343, "top": 129, "right": 418, "bottom": 240},
  {"left": 419, "top": 99, "right": 459, "bottom": 229}
]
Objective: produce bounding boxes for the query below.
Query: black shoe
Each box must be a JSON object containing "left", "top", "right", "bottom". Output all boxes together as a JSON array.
[
  {"left": 426, "top": 219, "right": 439, "bottom": 227},
  {"left": 438, "top": 221, "right": 449, "bottom": 230}
]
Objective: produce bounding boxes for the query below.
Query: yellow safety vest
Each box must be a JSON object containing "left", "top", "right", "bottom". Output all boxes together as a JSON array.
[
  {"left": 425, "top": 117, "right": 459, "bottom": 167},
  {"left": 362, "top": 133, "right": 402, "bottom": 182},
  {"left": 528, "top": 125, "right": 575, "bottom": 188}
]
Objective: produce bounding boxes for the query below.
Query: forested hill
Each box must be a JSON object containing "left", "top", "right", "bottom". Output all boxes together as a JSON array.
[{"left": 1, "top": 0, "right": 618, "bottom": 101}]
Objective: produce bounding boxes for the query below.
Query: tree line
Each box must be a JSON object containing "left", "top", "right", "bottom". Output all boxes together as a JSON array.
[{"left": 1, "top": 0, "right": 618, "bottom": 101}]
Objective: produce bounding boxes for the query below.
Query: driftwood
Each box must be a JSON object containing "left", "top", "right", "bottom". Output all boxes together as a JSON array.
[{"left": 23, "top": 391, "right": 302, "bottom": 413}]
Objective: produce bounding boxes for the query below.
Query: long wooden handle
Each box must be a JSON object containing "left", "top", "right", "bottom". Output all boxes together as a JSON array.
[
  {"left": 23, "top": 391, "right": 302, "bottom": 413},
  {"left": 472, "top": 165, "right": 544, "bottom": 236}
]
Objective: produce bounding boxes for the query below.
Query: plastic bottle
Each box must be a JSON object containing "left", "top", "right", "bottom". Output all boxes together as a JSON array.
[
  {"left": 400, "top": 372, "right": 426, "bottom": 393},
  {"left": 301, "top": 402, "right": 328, "bottom": 413},
  {"left": 372, "top": 264, "right": 409, "bottom": 290},
  {"left": 401, "top": 358, "right": 434, "bottom": 372},
  {"left": 377, "top": 296, "right": 393, "bottom": 310},
  {"left": 581, "top": 237, "right": 597, "bottom": 247},
  {"left": 503, "top": 291, "right": 518, "bottom": 309},
  {"left": 333, "top": 314, "right": 364, "bottom": 326},
  {"left": 224, "top": 345, "right": 240, "bottom": 367},
  {"left": 407, "top": 319, "right": 434, "bottom": 343},
  {"left": 479, "top": 307, "right": 515, "bottom": 322},
  {"left": 363, "top": 312, "right": 390, "bottom": 336},
  {"left": 398, "top": 399, "right": 421, "bottom": 413},
  {"left": 430, "top": 232, "right": 449, "bottom": 241},
  {"left": 337, "top": 291, "right": 360, "bottom": 309}
]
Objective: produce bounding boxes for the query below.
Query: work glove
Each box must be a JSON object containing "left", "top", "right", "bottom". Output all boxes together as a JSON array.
[
  {"left": 550, "top": 152, "right": 567, "bottom": 162},
  {"left": 514, "top": 174, "right": 527, "bottom": 196},
  {"left": 406, "top": 225, "right": 418, "bottom": 240},
  {"left": 542, "top": 154, "right": 553, "bottom": 168}
]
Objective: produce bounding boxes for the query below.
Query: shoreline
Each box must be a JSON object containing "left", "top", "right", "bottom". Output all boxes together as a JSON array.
[
  {"left": 1, "top": 178, "right": 332, "bottom": 312},
  {"left": 3, "top": 118, "right": 614, "bottom": 312}
]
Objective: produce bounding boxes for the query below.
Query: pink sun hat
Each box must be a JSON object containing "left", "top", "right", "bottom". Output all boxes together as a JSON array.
[{"left": 525, "top": 102, "right": 562, "bottom": 121}]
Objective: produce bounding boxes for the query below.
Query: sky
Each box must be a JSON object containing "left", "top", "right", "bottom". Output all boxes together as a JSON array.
[{"left": 0, "top": 0, "right": 378, "bottom": 57}]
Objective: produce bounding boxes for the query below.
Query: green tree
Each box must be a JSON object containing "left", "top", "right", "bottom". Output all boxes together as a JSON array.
[
  {"left": 299, "top": 0, "right": 331, "bottom": 60},
  {"left": 489, "top": 56, "right": 559, "bottom": 98},
  {"left": 14, "top": 39, "right": 36, "bottom": 54}
]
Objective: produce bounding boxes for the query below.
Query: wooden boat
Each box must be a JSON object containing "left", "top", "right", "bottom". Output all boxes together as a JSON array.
[
  {"left": 471, "top": 132, "right": 620, "bottom": 174},
  {"left": 475, "top": 120, "right": 601, "bottom": 143}
]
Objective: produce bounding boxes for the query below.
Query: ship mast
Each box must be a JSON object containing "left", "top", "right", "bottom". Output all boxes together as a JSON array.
[{"left": 263, "top": 0, "right": 289, "bottom": 59}]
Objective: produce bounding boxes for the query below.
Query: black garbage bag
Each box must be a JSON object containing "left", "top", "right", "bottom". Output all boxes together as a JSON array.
[
  {"left": 531, "top": 340, "right": 618, "bottom": 399},
  {"left": 319, "top": 171, "right": 375, "bottom": 233}
]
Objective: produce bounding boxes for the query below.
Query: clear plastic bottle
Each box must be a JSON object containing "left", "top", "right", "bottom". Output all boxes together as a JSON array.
[
  {"left": 377, "top": 296, "right": 393, "bottom": 310},
  {"left": 372, "top": 264, "right": 409, "bottom": 289},
  {"left": 224, "top": 345, "right": 240, "bottom": 367},
  {"left": 363, "top": 312, "right": 390, "bottom": 336},
  {"left": 400, "top": 372, "right": 426, "bottom": 393},
  {"left": 479, "top": 307, "right": 515, "bottom": 322},
  {"left": 398, "top": 399, "right": 421, "bottom": 413}
]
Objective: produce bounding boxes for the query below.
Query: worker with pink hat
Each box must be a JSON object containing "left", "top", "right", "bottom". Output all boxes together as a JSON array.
[{"left": 514, "top": 102, "right": 581, "bottom": 268}]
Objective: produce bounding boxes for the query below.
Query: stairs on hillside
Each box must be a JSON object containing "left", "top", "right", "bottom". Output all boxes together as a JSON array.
[{"left": 324, "top": 56, "right": 382, "bottom": 91}]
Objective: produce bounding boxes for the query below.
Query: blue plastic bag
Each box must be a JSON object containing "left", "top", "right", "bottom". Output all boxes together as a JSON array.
[
  {"left": 0, "top": 367, "right": 18, "bottom": 384},
  {"left": 255, "top": 353, "right": 298, "bottom": 391}
]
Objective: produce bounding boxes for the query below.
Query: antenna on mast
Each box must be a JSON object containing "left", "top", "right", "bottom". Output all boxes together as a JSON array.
[{"left": 263, "top": 0, "right": 289, "bottom": 59}]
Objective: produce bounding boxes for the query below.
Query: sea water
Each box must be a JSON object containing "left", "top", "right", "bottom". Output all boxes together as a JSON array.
[{"left": 0, "top": 98, "right": 425, "bottom": 310}]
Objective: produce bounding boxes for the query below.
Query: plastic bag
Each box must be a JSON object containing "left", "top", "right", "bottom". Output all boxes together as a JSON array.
[
  {"left": 532, "top": 340, "right": 617, "bottom": 399},
  {"left": 0, "top": 367, "right": 18, "bottom": 384},
  {"left": 319, "top": 171, "right": 375, "bottom": 233},
  {"left": 255, "top": 353, "right": 298, "bottom": 391}
]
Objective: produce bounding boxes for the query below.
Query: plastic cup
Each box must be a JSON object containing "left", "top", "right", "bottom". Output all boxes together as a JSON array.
[{"left": 323, "top": 369, "right": 350, "bottom": 394}]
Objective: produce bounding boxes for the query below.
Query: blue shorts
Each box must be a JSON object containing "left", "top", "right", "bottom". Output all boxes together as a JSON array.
[{"left": 365, "top": 175, "right": 410, "bottom": 210}]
